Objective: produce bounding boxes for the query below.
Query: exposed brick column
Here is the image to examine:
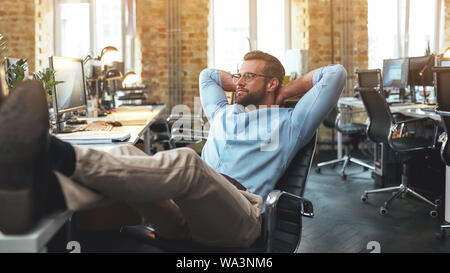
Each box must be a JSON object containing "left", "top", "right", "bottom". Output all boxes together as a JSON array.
[{"left": 0, "top": 0, "right": 36, "bottom": 72}]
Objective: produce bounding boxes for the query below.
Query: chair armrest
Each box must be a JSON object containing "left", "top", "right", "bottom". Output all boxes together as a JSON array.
[
  {"left": 388, "top": 117, "right": 439, "bottom": 151},
  {"left": 264, "top": 190, "right": 314, "bottom": 253}
]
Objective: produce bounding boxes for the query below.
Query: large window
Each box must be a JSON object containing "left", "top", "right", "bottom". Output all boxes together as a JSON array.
[
  {"left": 55, "top": 0, "right": 134, "bottom": 70},
  {"left": 210, "top": 0, "right": 291, "bottom": 73},
  {"left": 368, "top": 0, "right": 444, "bottom": 69}
]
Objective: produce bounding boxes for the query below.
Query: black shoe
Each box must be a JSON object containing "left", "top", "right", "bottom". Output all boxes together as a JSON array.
[{"left": 0, "top": 80, "right": 56, "bottom": 234}]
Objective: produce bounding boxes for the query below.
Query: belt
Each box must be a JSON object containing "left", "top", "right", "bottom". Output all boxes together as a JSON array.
[{"left": 220, "top": 173, "right": 247, "bottom": 191}]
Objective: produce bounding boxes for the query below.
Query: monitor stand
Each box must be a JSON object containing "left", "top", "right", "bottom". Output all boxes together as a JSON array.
[
  {"left": 54, "top": 112, "right": 86, "bottom": 133},
  {"left": 399, "top": 88, "right": 406, "bottom": 102},
  {"left": 409, "top": 85, "right": 417, "bottom": 104}
]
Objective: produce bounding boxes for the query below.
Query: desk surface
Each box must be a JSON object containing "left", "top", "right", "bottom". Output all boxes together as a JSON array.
[
  {"left": 67, "top": 105, "right": 166, "bottom": 147},
  {"left": 338, "top": 97, "right": 440, "bottom": 121}
]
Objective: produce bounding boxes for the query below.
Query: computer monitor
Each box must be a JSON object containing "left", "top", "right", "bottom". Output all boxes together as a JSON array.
[
  {"left": 49, "top": 56, "right": 88, "bottom": 115},
  {"left": 408, "top": 55, "right": 434, "bottom": 87},
  {"left": 382, "top": 58, "right": 409, "bottom": 89}
]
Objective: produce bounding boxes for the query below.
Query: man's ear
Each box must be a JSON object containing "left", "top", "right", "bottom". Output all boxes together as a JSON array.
[{"left": 266, "top": 78, "right": 279, "bottom": 94}]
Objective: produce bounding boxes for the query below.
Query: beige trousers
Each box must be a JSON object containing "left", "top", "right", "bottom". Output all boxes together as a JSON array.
[{"left": 54, "top": 145, "right": 262, "bottom": 248}]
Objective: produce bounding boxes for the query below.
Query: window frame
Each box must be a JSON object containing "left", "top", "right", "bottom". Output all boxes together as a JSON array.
[
  {"left": 208, "top": 0, "right": 292, "bottom": 69},
  {"left": 53, "top": 0, "right": 129, "bottom": 65}
]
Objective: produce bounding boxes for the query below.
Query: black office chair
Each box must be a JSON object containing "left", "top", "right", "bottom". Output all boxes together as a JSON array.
[
  {"left": 432, "top": 66, "right": 450, "bottom": 237},
  {"left": 359, "top": 88, "right": 440, "bottom": 217},
  {"left": 120, "top": 133, "right": 317, "bottom": 253},
  {"left": 315, "top": 105, "right": 374, "bottom": 180}
]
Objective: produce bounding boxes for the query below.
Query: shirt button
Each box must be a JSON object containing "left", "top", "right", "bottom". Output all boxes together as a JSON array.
[{"left": 219, "top": 162, "right": 223, "bottom": 166}]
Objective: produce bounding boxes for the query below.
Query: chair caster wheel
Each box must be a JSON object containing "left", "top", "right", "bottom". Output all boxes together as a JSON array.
[
  {"left": 380, "top": 207, "right": 388, "bottom": 215},
  {"left": 315, "top": 167, "right": 321, "bottom": 174},
  {"left": 363, "top": 167, "right": 369, "bottom": 171},
  {"left": 341, "top": 174, "right": 347, "bottom": 180},
  {"left": 361, "top": 194, "right": 368, "bottom": 203},
  {"left": 430, "top": 210, "right": 438, "bottom": 218}
]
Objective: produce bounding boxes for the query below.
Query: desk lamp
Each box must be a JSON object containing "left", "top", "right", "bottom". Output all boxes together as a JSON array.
[
  {"left": 122, "top": 71, "right": 138, "bottom": 87},
  {"left": 83, "top": 46, "right": 119, "bottom": 65},
  {"left": 439, "top": 47, "right": 450, "bottom": 67},
  {"left": 84, "top": 46, "right": 120, "bottom": 116}
]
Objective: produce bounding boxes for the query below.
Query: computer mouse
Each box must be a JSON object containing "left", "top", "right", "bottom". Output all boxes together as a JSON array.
[{"left": 107, "top": 121, "right": 123, "bottom": 127}]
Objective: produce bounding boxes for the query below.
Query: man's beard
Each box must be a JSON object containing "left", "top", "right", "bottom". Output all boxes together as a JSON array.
[{"left": 235, "top": 87, "right": 266, "bottom": 107}]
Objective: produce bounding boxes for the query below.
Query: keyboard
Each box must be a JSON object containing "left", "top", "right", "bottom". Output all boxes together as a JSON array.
[
  {"left": 84, "top": 121, "right": 113, "bottom": 131},
  {"left": 420, "top": 107, "right": 436, "bottom": 112}
]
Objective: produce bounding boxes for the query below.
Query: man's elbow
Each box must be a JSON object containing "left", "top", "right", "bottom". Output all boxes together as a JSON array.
[
  {"left": 331, "top": 64, "right": 347, "bottom": 94},
  {"left": 333, "top": 64, "right": 347, "bottom": 81}
]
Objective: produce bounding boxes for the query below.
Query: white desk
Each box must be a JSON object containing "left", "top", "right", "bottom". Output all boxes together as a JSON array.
[
  {"left": 0, "top": 104, "right": 166, "bottom": 252},
  {"left": 0, "top": 211, "right": 72, "bottom": 253},
  {"left": 74, "top": 105, "right": 166, "bottom": 154}
]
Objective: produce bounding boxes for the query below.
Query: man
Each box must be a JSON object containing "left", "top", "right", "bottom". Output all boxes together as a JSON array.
[{"left": 0, "top": 50, "right": 345, "bottom": 248}]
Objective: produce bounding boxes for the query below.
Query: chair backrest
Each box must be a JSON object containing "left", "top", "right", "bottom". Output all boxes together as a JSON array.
[
  {"left": 434, "top": 66, "right": 450, "bottom": 132},
  {"left": 356, "top": 69, "right": 383, "bottom": 89},
  {"left": 322, "top": 107, "right": 338, "bottom": 129},
  {"left": 433, "top": 66, "right": 450, "bottom": 163},
  {"left": 359, "top": 89, "right": 394, "bottom": 144},
  {"left": 275, "top": 133, "right": 317, "bottom": 197}
]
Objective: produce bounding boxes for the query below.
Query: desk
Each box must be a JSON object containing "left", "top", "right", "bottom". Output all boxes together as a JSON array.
[
  {"left": 0, "top": 211, "right": 72, "bottom": 253},
  {"left": 337, "top": 97, "right": 437, "bottom": 158},
  {"left": 75, "top": 105, "right": 166, "bottom": 154},
  {"left": 0, "top": 104, "right": 165, "bottom": 252}
]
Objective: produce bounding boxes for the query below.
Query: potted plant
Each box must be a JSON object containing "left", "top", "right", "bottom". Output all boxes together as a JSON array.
[
  {"left": 5, "top": 58, "right": 27, "bottom": 92},
  {"left": 34, "top": 68, "right": 64, "bottom": 103}
]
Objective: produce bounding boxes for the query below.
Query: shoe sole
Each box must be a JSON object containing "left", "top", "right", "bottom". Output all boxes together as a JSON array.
[{"left": 0, "top": 80, "right": 49, "bottom": 234}]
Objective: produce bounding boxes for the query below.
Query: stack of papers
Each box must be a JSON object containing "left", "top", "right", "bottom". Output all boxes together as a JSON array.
[{"left": 54, "top": 131, "right": 131, "bottom": 144}]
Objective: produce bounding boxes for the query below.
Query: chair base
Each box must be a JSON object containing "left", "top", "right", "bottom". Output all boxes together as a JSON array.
[
  {"left": 361, "top": 183, "right": 439, "bottom": 217},
  {"left": 316, "top": 155, "right": 375, "bottom": 179}
]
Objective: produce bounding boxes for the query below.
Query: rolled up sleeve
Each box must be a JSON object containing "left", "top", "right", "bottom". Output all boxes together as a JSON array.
[
  {"left": 199, "top": 68, "right": 229, "bottom": 121},
  {"left": 290, "top": 64, "right": 347, "bottom": 141}
]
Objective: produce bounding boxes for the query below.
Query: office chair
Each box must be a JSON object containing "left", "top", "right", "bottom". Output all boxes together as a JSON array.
[
  {"left": 432, "top": 66, "right": 450, "bottom": 237},
  {"left": 315, "top": 105, "right": 374, "bottom": 180},
  {"left": 359, "top": 88, "right": 440, "bottom": 217},
  {"left": 120, "top": 133, "right": 317, "bottom": 253}
]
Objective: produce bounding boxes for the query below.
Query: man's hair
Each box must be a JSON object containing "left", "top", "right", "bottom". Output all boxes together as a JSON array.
[{"left": 243, "top": 50, "right": 285, "bottom": 92}]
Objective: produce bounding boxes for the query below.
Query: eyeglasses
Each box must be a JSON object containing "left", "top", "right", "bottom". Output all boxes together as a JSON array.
[{"left": 231, "top": 72, "right": 272, "bottom": 84}]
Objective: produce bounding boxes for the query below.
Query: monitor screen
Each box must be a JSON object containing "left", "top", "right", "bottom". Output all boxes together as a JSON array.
[
  {"left": 50, "top": 56, "right": 87, "bottom": 114},
  {"left": 408, "top": 55, "right": 434, "bottom": 86},
  {"left": 382, "top": 58, "right": 409, "bottom": 89}
]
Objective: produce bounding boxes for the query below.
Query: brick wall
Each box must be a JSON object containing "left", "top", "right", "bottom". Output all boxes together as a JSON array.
[
  {"left": 35, "top": 0, "right": 54, "bottom": 72},
  {"left": 136, "top": 0, "right": 209, "bottom": 111},
  {"left": 0, "top": 0, "right": 36, "bottom": 72},
  {"left": 291, "top": 0, "right": 369, "bottom": 148}
]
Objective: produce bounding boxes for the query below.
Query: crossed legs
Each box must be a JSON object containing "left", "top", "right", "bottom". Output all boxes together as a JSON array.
[{"left": 63, "top": 145, "right": 263, "bottom": 247}]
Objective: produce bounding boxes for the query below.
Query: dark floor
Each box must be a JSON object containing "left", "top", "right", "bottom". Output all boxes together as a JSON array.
[
  {"left": 62, "top": 146, "right": 450, "bottom": 253},
  {"left": 299, "top": 148, "right": 450, "bottom": 253}
]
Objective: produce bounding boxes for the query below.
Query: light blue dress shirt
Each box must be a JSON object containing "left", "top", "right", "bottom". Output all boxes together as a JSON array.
[{"left": 199, "top": 65, "right": 346, "bottom": 201}]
